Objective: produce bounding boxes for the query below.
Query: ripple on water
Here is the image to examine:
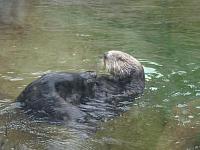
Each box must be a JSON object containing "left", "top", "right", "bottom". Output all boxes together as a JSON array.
[
  {"left": 171, "top": 91, "right": 192, "bottom": 97},
  {"left": 1, "top": 75, "right": 24, "bottom": 81},
  {"left": 149, "top": 87, "right": 158, "bottom": 91},
  {"left": 171, "top": 71, "right": 187, "bottom": 76},
  {"left": 142, "top": 60, "right": 164, "bottom": 81},
  {"left": 177, "top": 104, "right": 188, "bottom": 108},
  {"left": 0, "top": 99, "right": 12, "bottom": 104},
  {"left": 196, "top": 92, "right": 200, "bottom": 97},
  {"left": 140, "top": 60, "right": 163, "bottom": 67},
  {"left": 30, "top": 70, "right": 52, "bottom": 76},
  {"left": 196, "top": 106, "right": 200, "bottom": 109},
  {"left": 144, "top": 67, "right": 164, "bottom": 80}
]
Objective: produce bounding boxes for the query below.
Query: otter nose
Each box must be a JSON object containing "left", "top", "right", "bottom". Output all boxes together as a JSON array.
[{"left": 104, "top": 52, "right": 108, "bottom": 59}]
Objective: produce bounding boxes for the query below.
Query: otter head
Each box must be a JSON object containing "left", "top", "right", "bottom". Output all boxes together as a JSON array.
[{"left": 103, "top": 50, "right": 144, "bottom": 80}]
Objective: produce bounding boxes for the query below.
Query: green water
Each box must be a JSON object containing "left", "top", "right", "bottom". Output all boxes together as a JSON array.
[{"left": 0, "top": 0, "right": 200, "bottom": 149}]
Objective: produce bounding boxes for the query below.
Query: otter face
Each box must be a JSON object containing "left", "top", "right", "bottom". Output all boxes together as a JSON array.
[{"left": 104, "top": 50, "right": 143, "bottom": 79}]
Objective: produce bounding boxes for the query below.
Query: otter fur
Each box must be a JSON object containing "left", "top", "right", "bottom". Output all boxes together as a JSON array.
[{"left": 16, "top": 51, "right": 145, "bottom": 122}]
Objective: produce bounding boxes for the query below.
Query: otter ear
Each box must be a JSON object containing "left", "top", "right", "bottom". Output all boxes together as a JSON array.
[{"left": 117, "top": 56, "right": 130, "bottom": 63}]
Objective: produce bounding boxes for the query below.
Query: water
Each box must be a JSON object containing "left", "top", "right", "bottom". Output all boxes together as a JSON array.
[{"left": 0, "top": 0, "right": 200, "bottom": 149}]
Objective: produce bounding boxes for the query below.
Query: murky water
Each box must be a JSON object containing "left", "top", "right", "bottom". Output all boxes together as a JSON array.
[{"left": 0, "top": 0, "right": 200, "bottom": 149}]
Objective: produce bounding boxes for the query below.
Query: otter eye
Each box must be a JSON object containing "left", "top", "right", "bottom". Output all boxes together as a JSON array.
[{"left": 117, "top": 57, "right": 123, "bottom": 61}]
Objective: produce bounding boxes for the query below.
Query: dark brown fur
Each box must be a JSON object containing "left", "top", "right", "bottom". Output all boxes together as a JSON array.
[{"left": 16, "top": 51, "right": 145, "bottom": 122}]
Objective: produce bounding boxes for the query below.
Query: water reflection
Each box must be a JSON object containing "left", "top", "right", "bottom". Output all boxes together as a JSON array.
[{"left": 0, "top": 0, "right": 28, "bottom": 26}]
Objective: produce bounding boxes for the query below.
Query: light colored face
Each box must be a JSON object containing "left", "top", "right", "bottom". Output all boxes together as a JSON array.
[{"left": 104, "top": 50, "right": 142, "bottom": 78}]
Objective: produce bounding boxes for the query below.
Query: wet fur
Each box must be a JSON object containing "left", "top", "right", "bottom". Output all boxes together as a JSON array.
[{"left": 16, "top": 51, "right": 145, "bottom": 122}]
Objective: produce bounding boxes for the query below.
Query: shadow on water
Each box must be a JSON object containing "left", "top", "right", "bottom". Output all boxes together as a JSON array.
[
  {"left": 0, "top": 0, "right": 35, "bottom": 27},
  {"left": 0, "top": 0, "right": 200, "bottom": 149}
]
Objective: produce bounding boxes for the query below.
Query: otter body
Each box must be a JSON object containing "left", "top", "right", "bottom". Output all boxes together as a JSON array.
[
  {"left": 17, "top": 72, "right": 97, "bottom": 121},
  {"left": 16, "top": 51, "right": 145, "bottom": 122}
]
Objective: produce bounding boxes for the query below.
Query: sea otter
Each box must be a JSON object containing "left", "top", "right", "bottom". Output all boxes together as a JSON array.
[{"left": 16, "top": 51, "right": 145, "bottom": 122}]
